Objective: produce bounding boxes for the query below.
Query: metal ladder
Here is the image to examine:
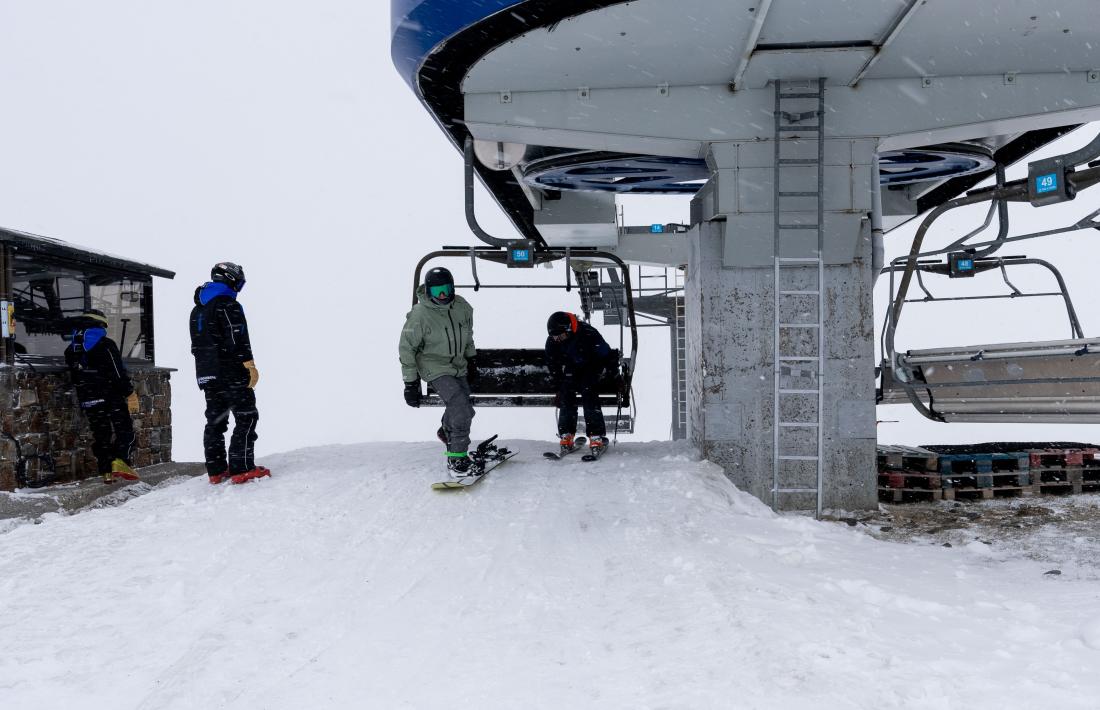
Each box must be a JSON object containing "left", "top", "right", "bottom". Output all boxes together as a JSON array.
[
  {"left": 772, "top": 79, "right": 825, "bottom": 517},
  {"left": 672, "top": 268, "right": 688, "bottom": 440}
]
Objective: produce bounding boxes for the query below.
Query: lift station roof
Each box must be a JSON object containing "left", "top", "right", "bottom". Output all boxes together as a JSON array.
[{"left": 392, "top": 0, "right": 1100, "bottom": 242}]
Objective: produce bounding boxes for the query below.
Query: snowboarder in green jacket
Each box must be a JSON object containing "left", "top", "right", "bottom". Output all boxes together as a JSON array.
[{"left": 399, "top": 267, "right": 478, "bottom": 474}]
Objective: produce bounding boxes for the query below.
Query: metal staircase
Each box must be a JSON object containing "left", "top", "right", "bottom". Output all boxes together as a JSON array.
[{"left": 771, "top": 79, "right": 826, "bottom": 517}]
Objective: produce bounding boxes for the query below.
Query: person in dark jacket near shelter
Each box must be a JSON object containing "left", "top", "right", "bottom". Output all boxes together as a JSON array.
[
  {"left": 399, "top": 266, "right": 479, "bottom": 475},
  {"left": 64, "top": 309, "right": 141, "bottom": 484},
  {"left": 189, "top": 262, "right": 268, "bottom": 485},
  {"left": 545, "top": 311, "right": 615, "bottom": 454}
]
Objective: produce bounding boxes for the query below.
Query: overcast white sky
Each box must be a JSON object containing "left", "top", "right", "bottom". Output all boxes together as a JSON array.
[{"left": 1, "top": 1, "right": 1098, "bottom": 462}]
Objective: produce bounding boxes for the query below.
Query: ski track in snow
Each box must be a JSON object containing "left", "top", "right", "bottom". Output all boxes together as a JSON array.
[{"left": 1, "top": 441, "right": 1099, "bottom": 709}]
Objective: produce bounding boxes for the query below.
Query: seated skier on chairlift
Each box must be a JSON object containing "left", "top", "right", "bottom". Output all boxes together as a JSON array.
[{"left": 545, "top": 311, "right": 615, "bottom": 454}]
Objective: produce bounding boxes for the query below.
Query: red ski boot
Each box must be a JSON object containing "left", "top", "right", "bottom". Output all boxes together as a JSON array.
[{"left": 230, "top": 466, "right": 272, "bottom": 485}]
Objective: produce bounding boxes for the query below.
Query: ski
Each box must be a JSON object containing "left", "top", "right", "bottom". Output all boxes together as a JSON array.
[
  {"left": 431, "top": 435, "right": 516, "bottom": 491},
  {"left": 543, "top": 436, "right": 588, "bottom": 460},
  {"left": 581, "top": 445, "right": 608, "bottom": 462}
]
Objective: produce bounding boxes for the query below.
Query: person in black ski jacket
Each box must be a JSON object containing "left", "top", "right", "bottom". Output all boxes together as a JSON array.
[
  {"left": 189, "top": 262, "right": 268, "bottom": 485},
  {"left": 64, "top": 309, "right": 141, "bottom": 483},
  {"left": 544, "top": 311, "right": 615, "bottom": 454}
]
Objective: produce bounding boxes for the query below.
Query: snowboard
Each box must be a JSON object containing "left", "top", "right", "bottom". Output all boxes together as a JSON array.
[
  {"left": 431, "top": 435, "right": 515, "bottom": 491},
  {"left": 543, "top": 437, "right": 588, "bottom": 460}
]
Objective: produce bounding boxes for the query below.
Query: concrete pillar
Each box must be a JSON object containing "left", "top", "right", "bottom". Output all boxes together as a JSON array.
[{"left": 686, "top": 139, "right": 879, "bottom": 511}]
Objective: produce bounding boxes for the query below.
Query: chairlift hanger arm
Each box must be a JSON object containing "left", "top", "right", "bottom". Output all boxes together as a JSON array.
[
  {"left": 946, "top": 164, "right": 1009, "bottom": 258},
  {"left": 464, "top": 136, "right": 513, "bottom": 249}
]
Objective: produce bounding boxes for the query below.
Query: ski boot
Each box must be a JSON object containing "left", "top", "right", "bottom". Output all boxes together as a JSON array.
[
  {"left": 208, "top": 472, "right": 228, "bottom": 485},
  {"left": 589, "top": 436, "right": 608, "bottom": 454},
  {"left": 230, "top": 466, "right": 272, "bottom": 485},
  {"left": 111, "top": 458, "right": 140, "bottom": 482}
]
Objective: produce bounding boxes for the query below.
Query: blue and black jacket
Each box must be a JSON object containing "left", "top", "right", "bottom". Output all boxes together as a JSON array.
[
  {"left": 545, "top": 318, "right": 614, "bottom": 392},
  {"left": 64, "top": 328, "right": 134, "bottom": 408},
  {"left": 189, "top": 282, "right": 253, "bottom": 389}
]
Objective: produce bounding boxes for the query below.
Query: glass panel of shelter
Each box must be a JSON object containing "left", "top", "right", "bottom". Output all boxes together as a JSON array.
[{"left": 10, "top": 252, "right": 150, "bottom": 361}]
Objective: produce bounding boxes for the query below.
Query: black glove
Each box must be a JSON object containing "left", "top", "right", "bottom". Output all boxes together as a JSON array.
[{"left": 403, "top": 379, "right": 421, "bottom": 408}]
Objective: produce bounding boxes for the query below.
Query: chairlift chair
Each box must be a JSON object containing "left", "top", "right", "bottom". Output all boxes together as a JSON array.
[
  {"left": 410, "top": 247, "right": 638, "bottom": 433},
  {"left": 880, "top": 132, "right": 1100, "bottom": 423}
]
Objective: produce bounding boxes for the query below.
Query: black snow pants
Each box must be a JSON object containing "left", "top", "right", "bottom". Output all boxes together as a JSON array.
[
  {"left": 203, "top": 384, "right": 259, "bottom": 475},
  {"left": 431, "top": 375, "right": 475, "bottom": 454},
  {"left": 84, "top": 398, "right": 135, "bottom": 474},
  {"left": 557, "top": 371, "right": 606, "bottom": 438}
]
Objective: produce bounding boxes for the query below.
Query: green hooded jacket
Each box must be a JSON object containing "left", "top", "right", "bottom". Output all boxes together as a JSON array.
[{"left": 399, "top": 285, "right": 476, "bottom": 383}]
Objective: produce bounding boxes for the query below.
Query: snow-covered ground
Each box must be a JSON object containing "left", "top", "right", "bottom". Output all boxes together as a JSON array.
[{"left": 2, "top": 441, "right": 1099, "bottom": 709}]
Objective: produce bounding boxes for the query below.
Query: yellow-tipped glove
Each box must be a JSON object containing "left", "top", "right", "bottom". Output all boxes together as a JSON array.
[
  {"left": 243, "top": 360, "right": 260, "bottom": 388},
  {"left": 126, "top": 392, "right": 140, "bottom": 415}
]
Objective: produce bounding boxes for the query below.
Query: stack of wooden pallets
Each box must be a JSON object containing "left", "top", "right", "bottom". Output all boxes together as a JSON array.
[{"left": 877, "top": 442, "right": 1100, "bottom": 503}]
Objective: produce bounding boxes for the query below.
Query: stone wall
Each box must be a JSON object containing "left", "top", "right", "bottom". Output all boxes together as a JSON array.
[{"left": 0, "top": 365, "right": 172, "bottom": 490}]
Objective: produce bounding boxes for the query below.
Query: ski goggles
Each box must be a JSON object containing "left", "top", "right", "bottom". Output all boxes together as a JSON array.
[{"left": 429, "top": 284, "right": 454, "bottom": 300}]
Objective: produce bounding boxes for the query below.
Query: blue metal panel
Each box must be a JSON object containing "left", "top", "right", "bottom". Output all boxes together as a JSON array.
[{"left": 391, "top": 0, "right": 526, "bottom": 93}]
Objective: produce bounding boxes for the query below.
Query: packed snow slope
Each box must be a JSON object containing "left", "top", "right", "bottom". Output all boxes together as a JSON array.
[{"left": 2, "top": 442, "right": 1099, "bottom": 710}]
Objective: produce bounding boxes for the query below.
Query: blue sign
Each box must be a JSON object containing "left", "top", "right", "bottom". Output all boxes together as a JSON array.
[
  {"left": 1036, "top": 173, "right": 1058, "bottom": 194},
  {"left": 650, "top": 224, "right": 665, "bottom": 233},
  {"left": 956, "top": 258, "right": 974, "bottom": 271},
  {"left": 512, "top": 249, "right": 531, "bottom": 262}
]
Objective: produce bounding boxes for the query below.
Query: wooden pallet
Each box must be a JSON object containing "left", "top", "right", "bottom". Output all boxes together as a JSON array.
[
  {"left": 878, "top": 486, "right": 943, "bottom": 503},
  {"left": 877, "top": 445, "right": 938, "bottom": 473},
  {"left": 937, "top": 452, "right": 1029, "bottom": 475},
  {"left": 878, "top": 471, "right": 941, "bottom": 490},
  {"left": 1027, "top": 448, "right": 1100, "bottom": 469},
  {"left": 939, "top": 471, "right": 1029, "bottom": 489},
  {"left": 1032, "top": 468, "right": 1084, "bottom": 485},
  {"left": 941, "top": 485, "right": 1033, "bottom": 501}
]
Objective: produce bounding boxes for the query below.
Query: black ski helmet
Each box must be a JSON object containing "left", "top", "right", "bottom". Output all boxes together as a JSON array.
[
  {"left": 547, "top": 311, "right": 577, "bottom": 336},
  {"left": 425, "top": 267, "right": 455, "bottom": 305},
  {"left": 211, "top": 261, "right": 246, "bottom": 292}
]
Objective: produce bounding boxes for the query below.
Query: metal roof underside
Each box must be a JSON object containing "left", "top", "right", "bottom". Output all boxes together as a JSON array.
[
  {"left": 464, "top": 1, "right": 1100, "bottom": 92},
  {"left": 0, "top": 227, "right": 176, "bottom": 279}
]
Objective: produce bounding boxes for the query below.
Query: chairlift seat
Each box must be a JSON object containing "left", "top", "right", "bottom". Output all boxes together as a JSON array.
[
  {"left": 422, "top": 347, "right": 629, "bottom": 409},
  {"left": 880, "top": 337, "right": 1100, "bottom": 422}
]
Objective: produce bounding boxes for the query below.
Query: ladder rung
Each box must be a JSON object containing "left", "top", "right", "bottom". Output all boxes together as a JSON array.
[
  {"left": 777, "top": 158, "right": 818, "bottom": 165},
  {"left": 778, "top": 224, "right": 819, "bottom": 230},
  {"left": 779, "top": 388, "right": 821, "bottom": 395},
  {"left": 773, "top": 487, "right": 820, "bottom": 493},
  {"left": 778, "top": 456, "right": 820, "bottom": 461},
  {"left": 779, "top": 92, "right": 822, "bottom": 99},
  {"left": 779, "top": 290, "right": 821, "bottom": 296},
  {"left": 779, "top": 422, "right": 820, "bottom": 428},
  {"left": 778, "top": 356, "right": 820, "bottom": 362},
  {"left": 778, "top": 192, "right": 820, "bottom": 198},
  {"left": 777, "top": 125, "right": 820, "bottom": 132},
  {"left": 778, "top": 257, "right": 821, "bottom": 263},
  {"left": 779, "top": 323, "right": 820, "bottom": 329}
]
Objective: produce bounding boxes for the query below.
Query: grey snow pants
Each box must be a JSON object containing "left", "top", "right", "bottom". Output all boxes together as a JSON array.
[{"left": 431, "top": 375, "right": 475, "bottom": 454}]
